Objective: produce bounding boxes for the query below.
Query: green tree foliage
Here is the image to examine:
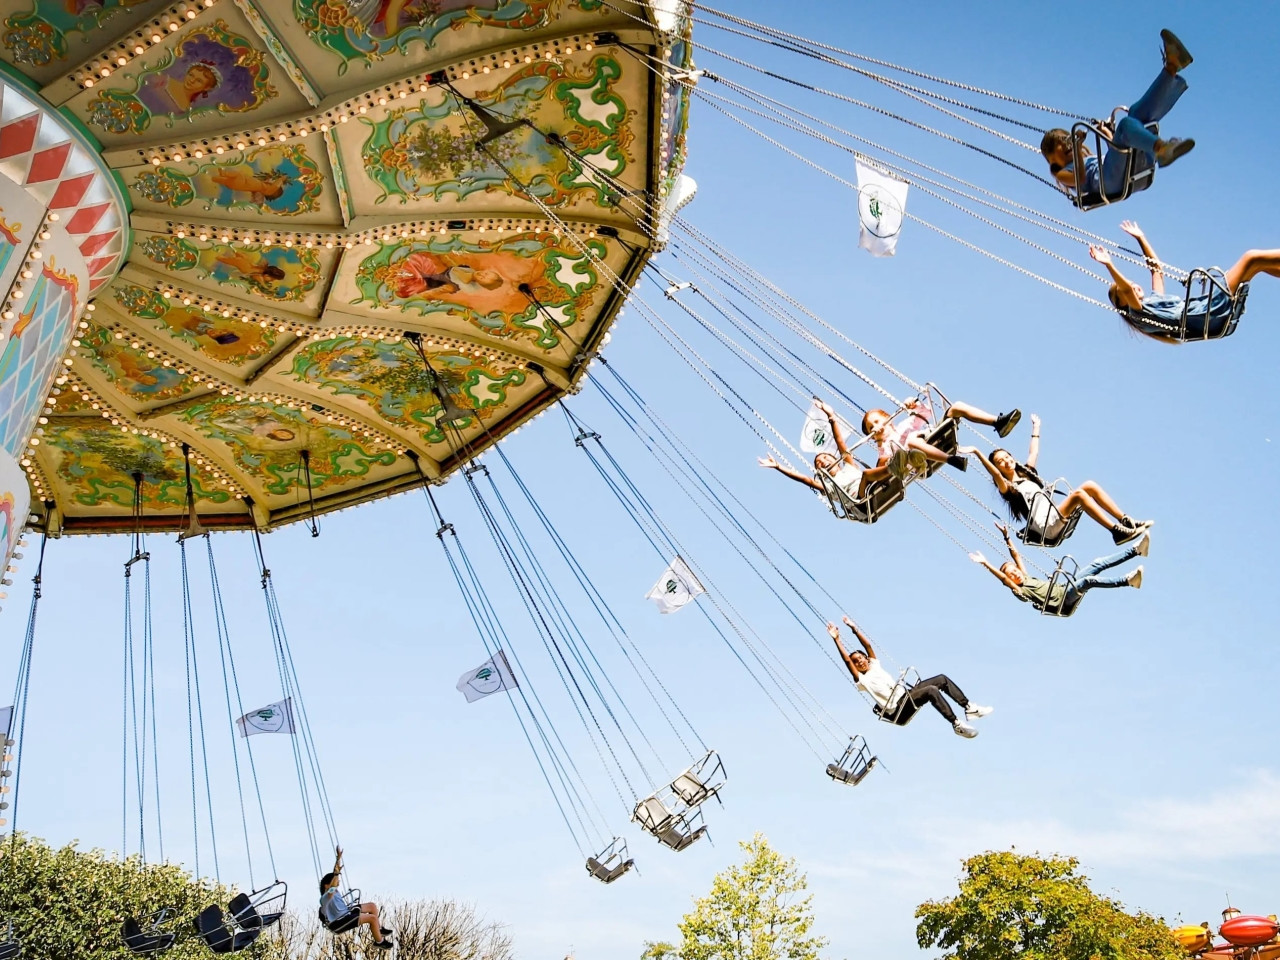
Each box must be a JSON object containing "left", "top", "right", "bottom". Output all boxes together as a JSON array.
[
  {"left": 646, "top": 833, "right": 828, "bottom": 960},
  {"left": 0, "top": 832, "right": 284, "bottom": 959},
  {"left": 914, "top": 851, "right": 1183, "bottom": 960}
]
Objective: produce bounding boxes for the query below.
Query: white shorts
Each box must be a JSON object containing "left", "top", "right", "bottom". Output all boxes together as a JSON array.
[{"left": 1027, "top": 494, "right": 1066, "bottom": 540}]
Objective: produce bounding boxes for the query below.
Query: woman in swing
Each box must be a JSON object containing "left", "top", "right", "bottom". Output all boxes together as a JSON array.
[
  {"left": 970, "top": 522, "right": 1147, "bottom": 615},
  {"left": 961, "top": 414, "right": 1152, "bottom": 546},
  {"left": 758, "top": 399, "right": 869, "bottom": 502},
  {"left": 319, "top": 847, "right": 393, "bottom": 949},
  {"left": 1090, "top": 220, "right": 1280, "bottom": 341}
]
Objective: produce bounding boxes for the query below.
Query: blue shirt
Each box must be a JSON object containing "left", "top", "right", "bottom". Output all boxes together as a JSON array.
[
  {"left": 319, "top": 889, "right": 350, "bottom": 923},
  {"left": 1123, "top": 286, "right": 1236, "bottom": 340}
]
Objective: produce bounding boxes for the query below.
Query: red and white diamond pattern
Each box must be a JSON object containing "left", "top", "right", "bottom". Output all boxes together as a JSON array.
[{"left": 0, "top": 80, "right": 125, "bottom": 294}]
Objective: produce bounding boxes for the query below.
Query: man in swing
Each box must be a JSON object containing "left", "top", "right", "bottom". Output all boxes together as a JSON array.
[
  {"left": 1040, "top": 29, "right": 1196, "bottom": 202},
  {"left": 827, "top": 616, "right": 990, "bottom": 738},
  {"left": 319, "top": 846, "right": 393, "bottom": 949}
]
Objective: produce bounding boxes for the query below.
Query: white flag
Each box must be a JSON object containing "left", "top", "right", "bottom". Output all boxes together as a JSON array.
[
  {"left": 800, "top": 401, "right": 856, "bottom": 455},
  {"left": 0, "top": 705, "right": 11, "bottom": 740},
  {"left": 645, "top": 556, "right": 705, "bottom": 614},
  {"left": 856, "top": 161, "right": 909, "bottom": 257},
  {"left": 236, "top": 698, "right": 295, "bottom": 737},
  {"left": 456, "top": 651, "right": 518, "bottom": 703}
]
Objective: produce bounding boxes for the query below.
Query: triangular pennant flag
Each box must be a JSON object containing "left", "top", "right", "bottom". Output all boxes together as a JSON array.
[
  {"left": 645, "top": 556, "right": 705, "bottom": 614},
  {"left": 456, "top": 651, "right": 519, "bottom": 703},
  {"left": 856, "top": 160, "right": 909, "bottom": 257},
  {"left": 236, "top": 698, "right": 295, "bottom": 737}
]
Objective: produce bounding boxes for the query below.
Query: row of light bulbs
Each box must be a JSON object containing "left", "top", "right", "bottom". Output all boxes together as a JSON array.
[
  {"left": 133, "top": 34, "right": 603, "bottom": 166},
  {"left": 77, "top": 0, "right": 217, "bottom": 88},
  {"left": 163, "top": 218, "right": 599, "bottom": 250},
  {"left": 0, "top": 212, "right": 59, "bottom": 328}
]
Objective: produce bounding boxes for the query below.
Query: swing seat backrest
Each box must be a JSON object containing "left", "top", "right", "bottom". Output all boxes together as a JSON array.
[
  {"left": 632, "top": 796, "right": 675, "bottom": 834},
  {"left": 1016, "top": 481, "right": 1081, "bottom": 549},
  {"left": 122, "top": 918, "right": 177, "bottom": 955},
  {"left": 0, "top": 939, "right": 19, "bottom": 960},
  {"left": 195, "top": 906, "right": 260, "bottom": 954},
  {"left": 1069, "top": 117, "right": 1158, "bottom": 210},
  {"left": 671, "top": 771, "right": 711, "bottom": 807}
]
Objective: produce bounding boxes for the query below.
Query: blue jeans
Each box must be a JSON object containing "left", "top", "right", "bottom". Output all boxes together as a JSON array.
[
  {"left": 1064, "top": 544, "right": 1141, "bottom": 604},
  {"left": 1099, "top": 69, "right": 1188, "bottom": 193}
]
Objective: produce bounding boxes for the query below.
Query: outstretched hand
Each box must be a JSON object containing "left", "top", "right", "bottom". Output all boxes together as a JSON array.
[
  {"left": 758, "top": 456, "right": 778, "bottom": 469},
  {"left": 1030, "top": 413, "right": 1041, "bottom": 429},
  {"left": 826, "top": 621, "right": 840, "bottom": 640},
  {"left": 1088, "top": 244, "right": 1113, "bottom": 266},
  {"left": 994, "top": 521, "right": 1011, "bottom": 540},
  {"left": 1119, "top": 219, "right": 1145, "bottom": 240},
  {"left": 957, "top": 444, "right": 978, "bottom": 455},
  {"left": 842, "top": 614, "right": 857, "bottom": 629},
  {"left": 969, "top": 551, "right": 986, "bottom": 564},
  {"left": 816, "top": 399, "right": 834, "bottom": 416}
]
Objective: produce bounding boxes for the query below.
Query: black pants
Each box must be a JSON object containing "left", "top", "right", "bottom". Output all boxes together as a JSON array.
[{"left": 893, "top": 674, "right": 968, "bottom": 725}]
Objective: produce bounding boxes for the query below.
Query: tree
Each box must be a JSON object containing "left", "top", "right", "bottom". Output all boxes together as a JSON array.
[
  {"left": 914, "top": 851, "right": 1182, "bottom": 960},
  {"left": 646, "top": 833, "right": 828, "bottom": 960},
  {"left": 0, "top": 832, "right": 284, "bottom": 960},
  {"left": 278, "top": 897, "right": 512, "bottom": 960}
]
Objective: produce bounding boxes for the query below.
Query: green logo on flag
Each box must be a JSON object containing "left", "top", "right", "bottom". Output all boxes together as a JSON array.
[
  {"left": 665, "top": 579, "right": 679, "bottom": 594},
  {"left": 255, "top": 708, "right": 276, "bottom": 721},
  {"left": 868, "top": 196, "right": 883, "bottom": 220}
]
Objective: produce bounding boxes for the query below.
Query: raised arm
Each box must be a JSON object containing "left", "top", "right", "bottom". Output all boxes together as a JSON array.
[
  {"left": 1088, "top": 245, "right": 1144, "bottom": 310},
  {"left": 827, "top": 622, "right": 863, "bottom": 681},
  {"left": 841, "top": 615, "right": 875, "bottom": 658},
  {"left": 816, "top": 400, "right": 852, "bottom": 458},
  {"left": 968, "top": 551, "right": 1014, "bottom": 588},
  {"left": 996, "top": 522, "right": 1027, "bottom": 577},
  {"left": 331, "top": 845, "right": 343, "bottom": 879},
  {"left": 1025, "top": 414, "right": 1041, "bottom": 470},
  {"left": 1120, "top": 220, "right": 1165, "bottom": 295},
  {"left": 759, "top": 456, "right": 822, "bottom": 492},
  {"left": 962, "top": 446, "right": 1009, "bottom": 493}
]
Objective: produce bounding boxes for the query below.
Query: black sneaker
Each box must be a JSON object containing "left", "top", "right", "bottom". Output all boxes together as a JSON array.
[
  {"left": 380, "top": 928, "right": 394, "bottom": 937},
  {"left": 1112, "top": 523, "right": 1141, "bottom": 545},
  {"left": 947, "top": 454, "right": 969, "bottom": 472},
  {"left": 374, "top": 939, "right": 394, "bottom": 950},
  {"left": 993, "top": 409, "right": 1021, "bottom": 438}
]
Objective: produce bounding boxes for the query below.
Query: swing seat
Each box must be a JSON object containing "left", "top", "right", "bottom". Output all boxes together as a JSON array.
[
  {"left": 656, "top": 818, "right": 708, "bottom": 852},
  {"left": 817, "top": 387, "right": 957, "bottom": 525},
  {"left": 633, "top": 799, "right": 710, "bottom": 852},
  {"left": 1069, "top": 114, "right": 1158, "bottom": 211},
  {"left": 826, "top": 736, "right": 878, "bottom": 786},
  {"left": 1175, "top": 269, "right": 1248, "bottom": 342},
  {"left": 229, "top": 881, "right": 286, "bottom": 930},
  {"left": 1036, "top": 557, "right": 1081, "bottom": 618},
  {"left": 587, "top": 837, "right": 635, "bottom": 883},
  {"left": 1015, "top": 479, "right": 1081, "bottom": 549},
  {"left": 319, "top": 890, "right": 363, "bottom": 935},
  {"left": 122, "top": 912, "right": 178, "bottom": 955},
  {"left": 194, "top": 906, "right": 260, "bottom": 954},
  {"left": 872, "top": 668, "right": 920, "bottom": 725},
  {"left": 0, "top": 943, "right": 18, "bottom": 960}
]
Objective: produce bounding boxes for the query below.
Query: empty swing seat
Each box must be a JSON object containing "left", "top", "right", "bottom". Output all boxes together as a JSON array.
[
  {"left": 586, "top": 838, "right": 636, "bottom": 884},
  {"left": 633, "top": 752, "right": 725, "bottom": 852},
  {"left": 826, "top": 736, "right": 878, "bottom": 786},
  {"left": 194, "top": 906, "right": 260, "bottom": 955},
  {"left": 122, "top": 914, "right": 178, "bottom": 955},
  {"left": 229, "top": 882, "right": 286, "bottom": 930}
]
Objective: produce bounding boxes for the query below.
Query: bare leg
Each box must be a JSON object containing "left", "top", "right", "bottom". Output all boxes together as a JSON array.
[
  {"left": 1076, "top": 480, "right": 1126, "bottom": 520},
  {"left": 359, "top": 904, "right": 385, "bottom": 942},
  {"left": 1061, "top": 488, "right": 1121, "bottom": 530},
  {"left": 944, "top": 401, "right": 997, "bottom": 426},
  {"left": 906, "top": 436, "right": 951, "bottom": 463},
  {"left": 1225, "top": 250, "right": 1280, "bottom": 292}
]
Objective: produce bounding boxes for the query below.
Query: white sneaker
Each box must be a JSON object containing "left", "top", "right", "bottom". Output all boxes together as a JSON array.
[
  {"left": 965, "top": 704, "right": 993, "bottom": 720},
  {"left": 1127, "top": 565, "right": 1144, "bottom": 589},
  {"left": 953, "top": 721, "right": 979, "bottom": 739}
]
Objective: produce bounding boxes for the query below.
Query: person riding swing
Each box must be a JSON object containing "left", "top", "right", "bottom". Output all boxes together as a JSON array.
[
  {"left": 319, "top": 847, "right": 393, "bottom": 949},
  {"left": 827, "top": 617, "right": 991, "bottom": 739}
]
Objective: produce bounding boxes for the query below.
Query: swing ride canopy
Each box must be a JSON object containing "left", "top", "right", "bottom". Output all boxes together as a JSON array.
[{"left": 0, "top": 0, "right": 691, "bottom": 535}]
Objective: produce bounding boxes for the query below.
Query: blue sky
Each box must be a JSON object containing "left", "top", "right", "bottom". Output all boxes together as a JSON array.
[{"left": 6, "top": 1, "right": 1280, "bottom": 957}]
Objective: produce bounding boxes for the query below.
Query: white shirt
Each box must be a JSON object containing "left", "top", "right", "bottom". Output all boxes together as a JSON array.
[
  {"left": 830, "top": 461, "right": 863, "bottom": 497},
  {"left": 856, "top": 657, "right": 903, "bottom": 710}
]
